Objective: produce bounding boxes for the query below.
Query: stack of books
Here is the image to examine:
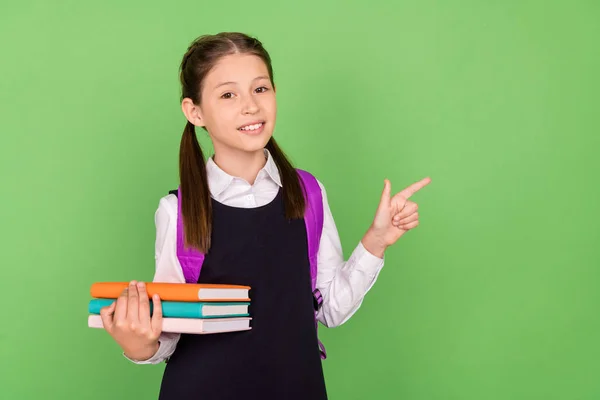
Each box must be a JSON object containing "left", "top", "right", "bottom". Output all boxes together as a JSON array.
[{"left": 87, "top": 282, "right": 252, "bottom": 334}]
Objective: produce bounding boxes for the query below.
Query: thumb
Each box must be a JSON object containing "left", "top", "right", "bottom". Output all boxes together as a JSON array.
[
  {"left": 378, "top": 179, "right": 391, "bottom": 209},
  {"left": 99, "top": 301, "right": 116, "bottom": 333}
]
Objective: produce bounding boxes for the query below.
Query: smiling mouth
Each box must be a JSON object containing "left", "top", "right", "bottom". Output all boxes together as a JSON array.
[{"left": 238, "top": 122, "right": 265, "bottom": 132}]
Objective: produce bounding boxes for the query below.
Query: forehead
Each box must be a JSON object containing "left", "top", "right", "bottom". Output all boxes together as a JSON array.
[{"left": 205, "top": 53, "right": 270, "bottom": 86}]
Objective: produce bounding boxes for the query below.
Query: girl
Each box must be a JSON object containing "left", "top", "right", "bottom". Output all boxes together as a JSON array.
[{"left": 99, "top": 32, "right": 430, "bottom": 399}]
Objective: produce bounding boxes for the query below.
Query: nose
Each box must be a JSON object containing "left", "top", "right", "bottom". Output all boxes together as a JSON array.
[{"left": 241, "top": 94, "right": 259, "bottom": 115}]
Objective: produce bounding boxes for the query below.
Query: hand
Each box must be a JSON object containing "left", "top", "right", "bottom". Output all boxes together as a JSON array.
[
  {"left": 99, "top": 281, "right": 163, "bottom": 361},
  {"left": 362, "top": 177, "right": 431, "bottom": 257}
]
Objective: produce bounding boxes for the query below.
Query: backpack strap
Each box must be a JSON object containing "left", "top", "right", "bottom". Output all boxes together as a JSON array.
[
  {"left": 296, "top": 169, "right": 327, "bottom": 359},
  {"left": 171, "top": 168, "right": 327, "bottom": 359},
  {"left": 171, "top": 188, "right": 205, "bottom": 284}
]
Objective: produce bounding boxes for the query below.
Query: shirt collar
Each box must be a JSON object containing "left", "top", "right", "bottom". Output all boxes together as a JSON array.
[
  {"left": 261, "top": 148, "right": 282, "bottom": 187},
  {"left": 206, "top": 148, "right": 282, "bottom": 197}
]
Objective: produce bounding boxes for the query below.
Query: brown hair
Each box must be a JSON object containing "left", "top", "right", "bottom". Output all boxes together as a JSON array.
[{"left": 179, "top": 32, "right": 305, "bottom": 253}]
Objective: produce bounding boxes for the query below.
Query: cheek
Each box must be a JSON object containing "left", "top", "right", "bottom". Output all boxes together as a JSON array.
[
  {"left": 262, "top": 96, "right": 277, "bottom": 117},
  {"left": 207, "top": 104, "right": 235, "bottom": 131},
  {"left": 219, "top": 108, "right": 240, "bottom": 133}
]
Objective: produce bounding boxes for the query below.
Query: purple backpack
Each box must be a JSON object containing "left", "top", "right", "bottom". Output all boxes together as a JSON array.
[{"left": 172, "top": 169, "right": 327, "bottom": 359}]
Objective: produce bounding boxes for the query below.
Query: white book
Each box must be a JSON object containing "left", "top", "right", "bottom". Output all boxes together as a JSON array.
[{"left": 88, "top": 314, "right": 252, "bottom": 334}]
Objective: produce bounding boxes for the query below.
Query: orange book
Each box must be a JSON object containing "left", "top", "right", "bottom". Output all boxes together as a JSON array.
[{"left": 90, "top": 282, "right": 251, "bottom": 302}]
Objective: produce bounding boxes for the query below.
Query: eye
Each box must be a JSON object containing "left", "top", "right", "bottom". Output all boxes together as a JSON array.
[
  {"left": 221, "top": 92, "right": 235, "bottom": 99},
  {"left": 255, "top": 86, "right": 269, "bottom": 93}
]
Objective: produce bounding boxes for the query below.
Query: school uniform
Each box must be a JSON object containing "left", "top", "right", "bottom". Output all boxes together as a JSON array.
[{"left": 128, "top": 149, "right": 385, "bottom": 399}]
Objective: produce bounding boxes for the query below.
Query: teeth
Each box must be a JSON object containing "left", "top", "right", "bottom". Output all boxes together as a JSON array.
[{"left": 240, "top": 123, "right": 263, "bottom": 131}]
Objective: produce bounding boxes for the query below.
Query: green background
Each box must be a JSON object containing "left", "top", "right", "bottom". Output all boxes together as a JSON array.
[{"left": 1, "top": 0, "right": 599, "bottom": 399}]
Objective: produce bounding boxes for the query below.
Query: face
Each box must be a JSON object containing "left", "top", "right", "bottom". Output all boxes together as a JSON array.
[{"left": 182, "top": 53, "right": 277, "bottom": 158}]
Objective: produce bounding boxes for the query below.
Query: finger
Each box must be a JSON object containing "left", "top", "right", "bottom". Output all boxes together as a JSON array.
[
  {"left": 390, "top": 193, "right": 408, "bottom": 215},
  {"left": 137, "top": 282, "right": 152, "bottom": 328},
  {"left": 399, "top": 220, "right": 420, "bottom": 230},
  {"left": 394, "top": 213, "right": 418, "bottom": 226},
  {"left": 113, "top": 286, "right": 129, "bottom": 322},
  {"left": 127, "top": 280, "right": 139, "bottom": 322},
  {"left": 398, "top": 177, "right": 431, "bottom": 199},
  {"left": 393, "top": 202, "right": 418, "bottom": 221},
  {"left": 99, "top": 301, "right": 116, "bottom": 332},
  {"left": 150, "top": 294, "right": 163, "bottom": 336}
]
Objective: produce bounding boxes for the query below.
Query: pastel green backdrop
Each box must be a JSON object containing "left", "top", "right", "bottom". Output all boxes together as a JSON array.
[{"left": 1, "top": 0, "right": 598, "bottom": 399}]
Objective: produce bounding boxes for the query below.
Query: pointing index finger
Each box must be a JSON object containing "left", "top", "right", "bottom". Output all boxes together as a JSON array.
[{"left": 398, "top": 177, "right": 431, "bottom": 199}]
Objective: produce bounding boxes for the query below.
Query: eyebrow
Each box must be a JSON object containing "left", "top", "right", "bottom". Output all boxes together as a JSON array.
[{"left": 213, "top": 75, "right": 270, "bottom": 90}]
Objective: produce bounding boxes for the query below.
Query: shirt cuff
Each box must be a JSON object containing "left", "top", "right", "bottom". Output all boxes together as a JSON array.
[
  {"left": 354, "top": 241, "right": 385, "bottom": 272},
  {"left": 122, "top": 341, "right": 168, "bottom": 365}
]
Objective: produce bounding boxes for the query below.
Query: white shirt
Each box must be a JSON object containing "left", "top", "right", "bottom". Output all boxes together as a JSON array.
[{"left": 129, "top": 149, "right": 385, "bottom": 364}]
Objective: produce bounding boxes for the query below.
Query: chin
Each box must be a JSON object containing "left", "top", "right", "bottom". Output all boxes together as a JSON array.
[{"left": 242, "top": 136, "right": 272, "bottom": 153}]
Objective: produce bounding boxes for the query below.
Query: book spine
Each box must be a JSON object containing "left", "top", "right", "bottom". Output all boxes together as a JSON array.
[
  {"left": 88, "top": 299, "right": 249, "bottom": 319},
  {"left": 88, "top": 314, "right": 252, "bottom": 334},
  {"left": 90, "top": 282, "right": 200, "bottom": 301}
]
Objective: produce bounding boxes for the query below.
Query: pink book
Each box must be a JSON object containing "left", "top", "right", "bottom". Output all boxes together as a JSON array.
[{"left": 87, "top": 314, "right": 252, "bottom": 334}]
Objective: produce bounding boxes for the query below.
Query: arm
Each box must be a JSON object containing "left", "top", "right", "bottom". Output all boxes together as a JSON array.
[
  {"left": 315, "top": 177, "right": 431, "bottom": 328},
  {"left": 123, "top": 195, "right": 184, "bottom": 364},
  {"left": 315, "top": 180, "right": 385, "bottom": 328}
]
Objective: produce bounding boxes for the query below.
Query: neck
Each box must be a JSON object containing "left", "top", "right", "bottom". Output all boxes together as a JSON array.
[{"left": 212, "top": 147, "right": 267, "bottom": 185}]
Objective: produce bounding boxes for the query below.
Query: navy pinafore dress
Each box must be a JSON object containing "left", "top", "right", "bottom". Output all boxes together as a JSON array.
[{"left": 157, "top": 188, "right": 328, "bottom": 399}]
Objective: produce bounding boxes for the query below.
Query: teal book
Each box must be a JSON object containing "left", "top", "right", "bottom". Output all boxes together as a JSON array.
[{"left": 88, "top": 298, "right": 250, "bottom": 319}]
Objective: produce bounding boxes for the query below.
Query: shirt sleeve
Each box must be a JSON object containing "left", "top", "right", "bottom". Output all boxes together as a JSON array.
[
  {"left": 315, "top": 180, "right": 385, "bottom": 328},
  {"left": 123, "top": 195, "right": 184, "bottom": 364}
]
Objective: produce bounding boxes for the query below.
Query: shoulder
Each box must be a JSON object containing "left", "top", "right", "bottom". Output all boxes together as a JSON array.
[
  {"left": 296, "top": 168, "right": 326, "bottom": 192},
  {"left": 316, "top": 178, "right": 325, "bottom": 191},
  {"left": 154, "top": 192, "right": 178, "bottom": 223},
  {"left": 296, "top": 169, "right": 329, "bottom": 210}
]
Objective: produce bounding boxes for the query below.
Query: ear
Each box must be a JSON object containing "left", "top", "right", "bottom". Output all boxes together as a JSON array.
[{"left": 181, "top": 98, "right": 206, "bottom": 128}]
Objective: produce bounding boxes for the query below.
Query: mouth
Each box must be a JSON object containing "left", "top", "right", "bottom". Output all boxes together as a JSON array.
[{"left": 237, "top": 121, "right": 265, "bottom": 135}]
